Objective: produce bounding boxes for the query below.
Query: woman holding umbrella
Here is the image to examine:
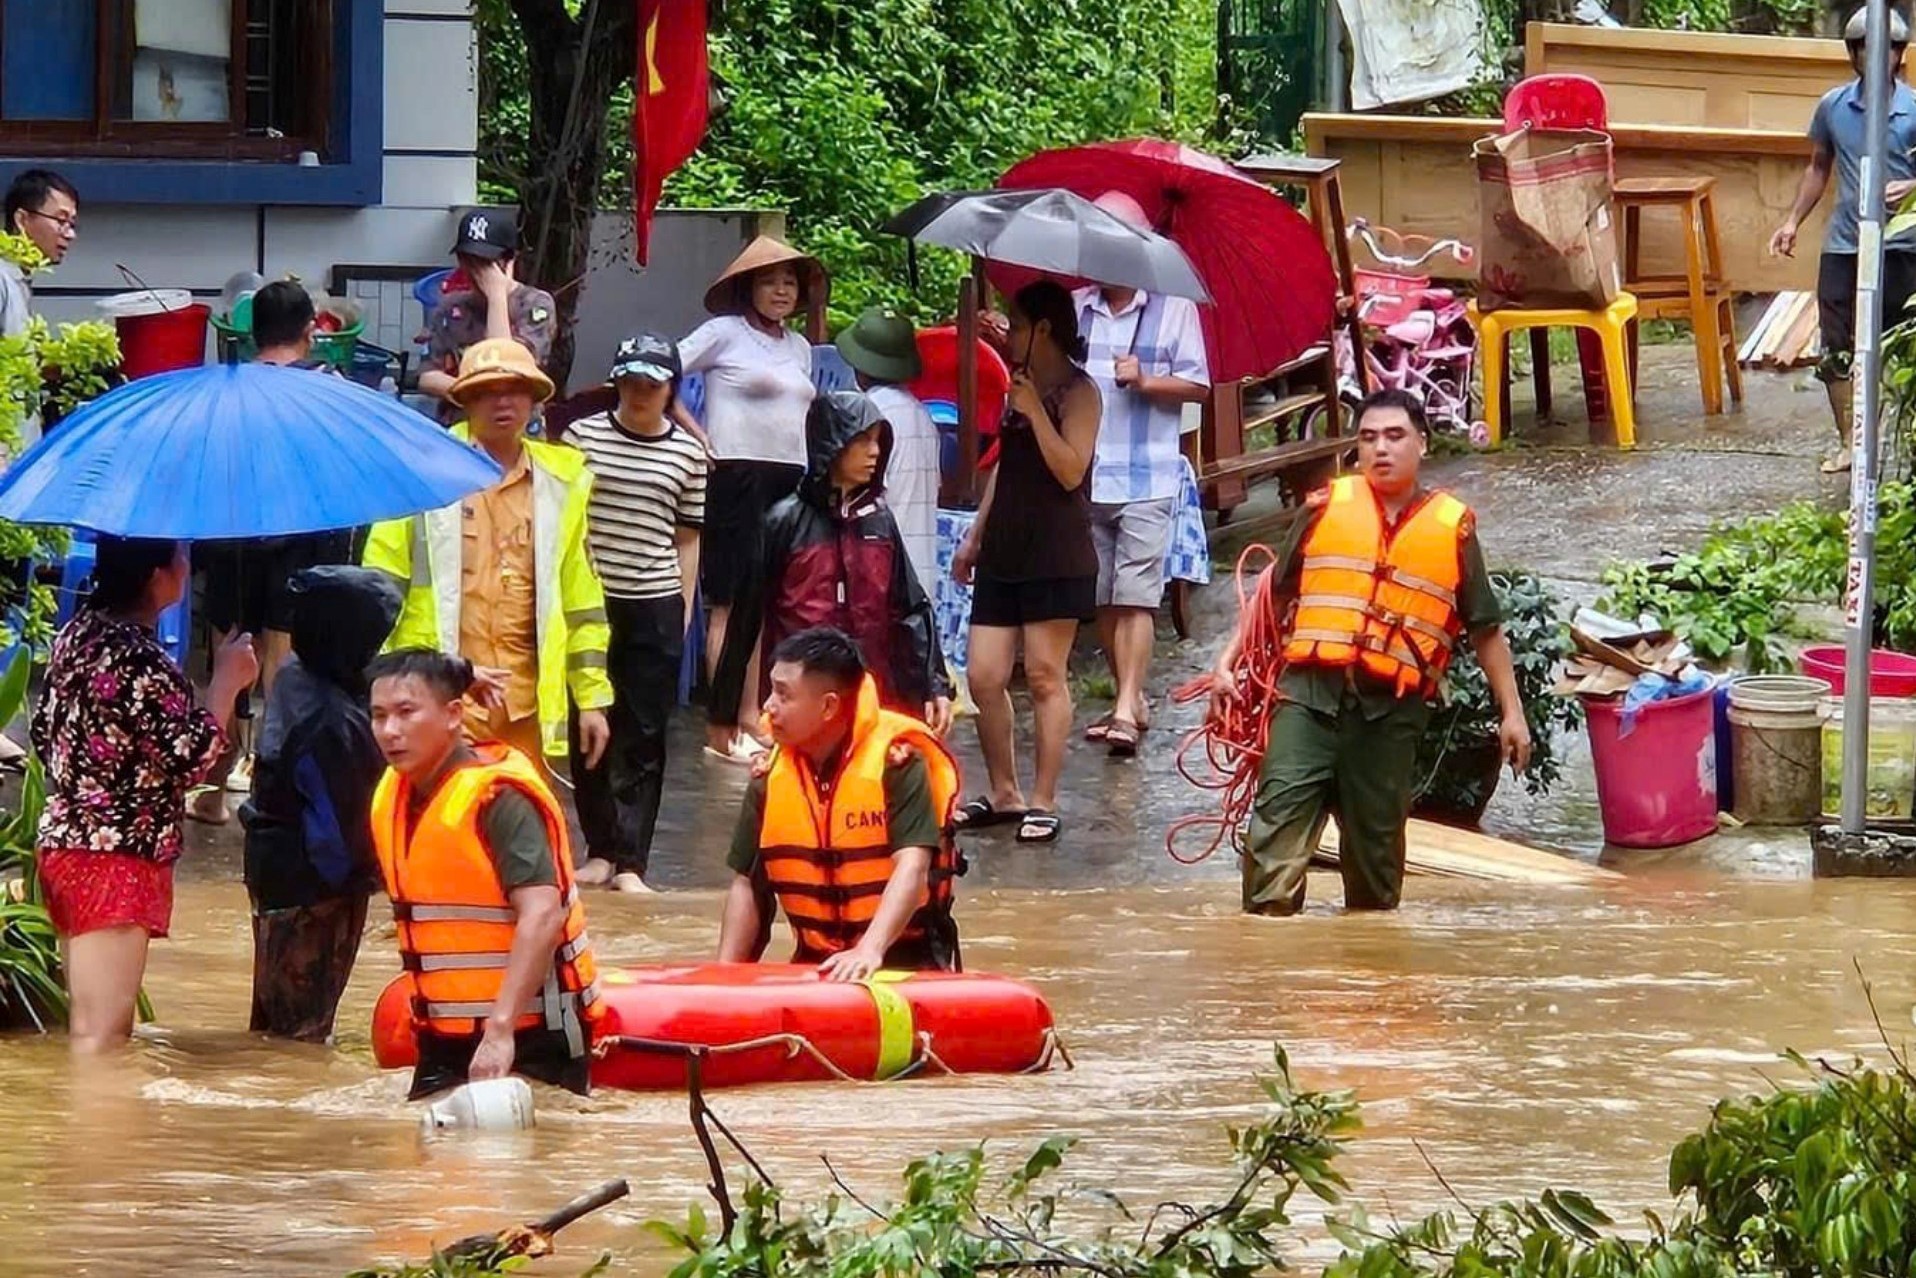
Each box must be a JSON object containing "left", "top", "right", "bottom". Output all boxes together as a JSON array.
[
  {"left": 951, "top": 281, "right": 1101, "bottom": 844},
  {"left": 32, "top": 538, "right": 258, "bottom": 1054}
]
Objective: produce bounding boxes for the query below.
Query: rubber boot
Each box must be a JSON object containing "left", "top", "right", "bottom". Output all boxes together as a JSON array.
[{"left": 1824, "top": 377, "right": 1854, "bottom": 474}]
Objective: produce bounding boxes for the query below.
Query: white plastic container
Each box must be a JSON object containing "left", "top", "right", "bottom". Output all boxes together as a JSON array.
[{"left": 418, "top": 1077, "right": 536, "bottom": 1133}]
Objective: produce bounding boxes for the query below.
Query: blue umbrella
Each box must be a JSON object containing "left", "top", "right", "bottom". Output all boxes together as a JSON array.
[{"left": 0, "top": 362, "right": 502, "bottom": 538}]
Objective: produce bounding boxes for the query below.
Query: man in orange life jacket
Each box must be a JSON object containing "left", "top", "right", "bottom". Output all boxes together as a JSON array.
[
  {"left": 1211, "top": 389, "right": 1532, "bottom": 915},
  {"left": 367, "top": 649, "right": 601, "bottom": 1098},
  {"left": 717, "top": 627, "right": 962, "bottom": 980}
]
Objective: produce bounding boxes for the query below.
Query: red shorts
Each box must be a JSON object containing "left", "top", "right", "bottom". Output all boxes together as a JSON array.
[{"left": 38, "top": 849, "right": 174, "bottom": 939}]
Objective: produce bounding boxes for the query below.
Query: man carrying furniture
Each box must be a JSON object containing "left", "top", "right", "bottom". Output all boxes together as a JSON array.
[{"left": 1769, "top": 6, "right": 1916, "bottom": 474}]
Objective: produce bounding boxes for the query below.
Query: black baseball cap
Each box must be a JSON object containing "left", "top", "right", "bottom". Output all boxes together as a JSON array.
[
  {"left": 609, "top": 332, "right": 681, "bottom": 384},
  {"left": 452, "top": 208, "right": 518, "bottom": 260}
]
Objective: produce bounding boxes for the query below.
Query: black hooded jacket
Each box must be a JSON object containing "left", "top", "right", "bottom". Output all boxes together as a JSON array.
[
  {"left": 709, "top": 390, "right": 950, "bottom": 724},
  {"left": 240, "top": 565, "right": 403, "bottom": 912}
]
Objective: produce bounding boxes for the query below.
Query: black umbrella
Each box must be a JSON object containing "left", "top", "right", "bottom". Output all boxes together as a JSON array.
[{"left": 883, "top": 187, "right": 1211, "bottom": 302}]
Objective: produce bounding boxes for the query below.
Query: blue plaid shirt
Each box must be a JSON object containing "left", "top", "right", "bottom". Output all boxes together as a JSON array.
[{"left": 1075, "top": 287, "right": 1210, "bottom": 503}]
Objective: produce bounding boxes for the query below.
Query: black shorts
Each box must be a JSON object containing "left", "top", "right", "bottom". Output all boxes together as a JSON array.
[
  {"left": 201, "top": 532, "right": 354, "bottom": 634},
  {"left": 968, "top": 574, "right": 1097, "bottom": 628},
  {"left": 1818, "top": 250, "right": 1916, "bottom": 372},
  {"left": 699, "top": 460, "right": 804, "bottom": 607}
]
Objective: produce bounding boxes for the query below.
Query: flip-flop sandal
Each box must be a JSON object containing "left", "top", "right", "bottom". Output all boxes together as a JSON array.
[
  {"left": 1016, "top": 811, "right": 1062, "bottom": 843},
  {"left": 954, "top": 796, "right": 1026, "bottom": 829},
  {"left": 1105, "top": 718, "right": 1141, "bottom": 758},
  {"left": 1083, "top": 712, "right": 1115, "bottom": 743}
]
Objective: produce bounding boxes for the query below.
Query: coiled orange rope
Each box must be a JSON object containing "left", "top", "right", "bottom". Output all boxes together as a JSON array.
[{"left": 1165, "top": 543, "right": 1289, "bottom": 865}]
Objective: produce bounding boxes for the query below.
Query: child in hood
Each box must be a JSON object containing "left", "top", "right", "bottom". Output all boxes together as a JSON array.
[
  {"left": 709, "top": 390, "right": 952, "bottom": 737},
  {"left": 240, "top": 565, "right": 403, "bottom": 1043}
]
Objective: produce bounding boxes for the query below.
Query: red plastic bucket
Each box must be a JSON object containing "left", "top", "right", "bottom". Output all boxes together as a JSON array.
[
  {"left": 99, "top": 290, "right": 209, "bottom": 380},
  {"left": 1582, "top": 685, "right": 1718, "bottom": 848},
  {"left": 1797, "top": 645, "right": 1916, "bottom": 698}
]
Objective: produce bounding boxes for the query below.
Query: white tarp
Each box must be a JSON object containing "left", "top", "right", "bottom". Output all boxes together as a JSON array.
[{"left": 1336, "top": 0, "right": 1488, "bottom": 110}]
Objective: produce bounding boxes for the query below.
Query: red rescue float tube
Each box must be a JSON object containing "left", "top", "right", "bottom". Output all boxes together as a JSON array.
[{"left": 372, "top": 962, "right": 1062, "bottom": 1090}]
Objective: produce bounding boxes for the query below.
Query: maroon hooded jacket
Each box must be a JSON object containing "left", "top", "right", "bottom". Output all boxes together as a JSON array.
[{"left": 708, "top": 390, "right": 951, "bottom": 725}]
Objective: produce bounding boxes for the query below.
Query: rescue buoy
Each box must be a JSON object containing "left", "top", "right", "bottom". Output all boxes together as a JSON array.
[{"left": 371, "top": 963, "right": 1063, "bottom": 1090}]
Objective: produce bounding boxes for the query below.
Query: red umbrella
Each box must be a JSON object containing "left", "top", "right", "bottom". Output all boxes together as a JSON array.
[{"left": 995, "top": 139, "right": 1336, "bottom": 383}]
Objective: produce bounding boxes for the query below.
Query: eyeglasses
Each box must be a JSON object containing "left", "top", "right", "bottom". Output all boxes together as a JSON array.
[{"left": 24, "top": 209, "right": 78, "bottom": 236}]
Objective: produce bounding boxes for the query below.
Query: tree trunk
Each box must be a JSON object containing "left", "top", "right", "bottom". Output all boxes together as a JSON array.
[{"left": 507, "top": 0, "right": 637, "bottom": 393}]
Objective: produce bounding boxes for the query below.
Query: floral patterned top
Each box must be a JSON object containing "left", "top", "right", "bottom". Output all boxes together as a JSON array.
[{"left": 31, "top": 607, "right": 224, "bottom": 864}]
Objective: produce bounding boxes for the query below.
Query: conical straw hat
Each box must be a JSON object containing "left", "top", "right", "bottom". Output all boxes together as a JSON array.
[{"left": 702, "top": 235, "right": 828, "bottom": 316}]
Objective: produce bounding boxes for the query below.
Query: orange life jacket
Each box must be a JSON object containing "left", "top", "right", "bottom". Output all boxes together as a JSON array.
[
  {"left": 369, "top": 742, "right": 603, "bottom": 1053},
  {"left": 1282, "top": 474, "right": 1470, "bottom": 699},
  {"left": 756, "top": 676, "right": 962, "bottom": 963}
]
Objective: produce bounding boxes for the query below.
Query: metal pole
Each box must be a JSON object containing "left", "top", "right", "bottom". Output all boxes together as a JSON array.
[
  {"left": 1324, "top": 0, "right": 1348, "bottom": 112},
  {"left": 1841, "top": 0, "right": 1893, "bottom": 833}
]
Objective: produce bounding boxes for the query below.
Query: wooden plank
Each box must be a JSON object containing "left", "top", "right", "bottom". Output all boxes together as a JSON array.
[
  {"left": 1739, "top": 293, "right": 1788, "bottom": 364},
  {"left": 1526, "top": 22, "right": 1850, "bottom": 131},
  {"left": 1753, "top": 292, "right": 1803, "bottom": 363},
  {"left": 1241, "top": 390, "right": 1330, "bottom": 436},
  {"left": 1771, "top": 293, "right": 1821, "bottom": 367},
  {"left": 1198, "top": 435, "right": 1352, "bottom": 487},
  {"left": 1317, "top": 817, "right": 1622, "bottom": 885}
]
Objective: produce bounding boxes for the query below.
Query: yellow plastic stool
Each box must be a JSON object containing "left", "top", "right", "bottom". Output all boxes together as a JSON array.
[{"left": 1469, "top": 292, "right": 1639, "bottom": 448}]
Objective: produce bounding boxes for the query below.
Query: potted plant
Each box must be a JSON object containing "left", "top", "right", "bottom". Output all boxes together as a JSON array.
[{"left": 1412, "top": 570, "right": 1581, "bottom": 826}]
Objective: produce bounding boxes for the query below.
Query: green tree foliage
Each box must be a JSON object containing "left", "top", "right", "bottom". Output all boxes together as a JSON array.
[{"left": 478, "top": 0, "right": 1225, "bottom": 329}]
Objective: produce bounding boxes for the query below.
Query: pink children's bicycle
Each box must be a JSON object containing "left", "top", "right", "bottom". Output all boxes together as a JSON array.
[{"left": 1340, "top": 219, "right": 1487, "bottom": 444}]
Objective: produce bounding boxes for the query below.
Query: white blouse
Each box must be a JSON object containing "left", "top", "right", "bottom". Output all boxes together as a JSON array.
[{"left": 679, "top": 315, "right": 815, "bottom": 466}]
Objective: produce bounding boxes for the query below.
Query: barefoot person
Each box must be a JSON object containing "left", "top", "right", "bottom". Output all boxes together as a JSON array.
[
  {"left": 952, "top": 281, "right": 1101, "bottom": 844},
  {"left": 367, "top": 650, "right": 602, "bottom": 1098},
  {"left": 675, "top": 236, "right": 825, "bottom": 764},
  {"left": 716, "top": 628, "right": 962, "bottom": 979},
  {"left": 1212, "top": 390, "right": 1531, "bottom": 915},
  {"left": 31, "top": 537, "right": 257, "bottom": 1053},
  {"left": 1768, "top": 6, "right": 1916, "bottom": 473},
  {"left": 565, "top": 334, "right": 708, "bottom": 894}
]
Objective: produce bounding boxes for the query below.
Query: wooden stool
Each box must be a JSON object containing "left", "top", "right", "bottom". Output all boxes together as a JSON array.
[
  {"left": 1234, "top": 154, "right": 1368, "bottom": 396},
  {"left": 1613, "top": 176, "right": 1742, "bottom": 416},
  {"left": 1470, "top": 293, "right": 1640, "bottom": 448}
]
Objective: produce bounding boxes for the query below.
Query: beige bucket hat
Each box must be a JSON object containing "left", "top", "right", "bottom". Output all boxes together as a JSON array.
[
  {"left": 448, "top": 337, "right": 555, "bottom": 406},
  {"left": 702, "top": 234, "right": 828, "bottom": 316}
]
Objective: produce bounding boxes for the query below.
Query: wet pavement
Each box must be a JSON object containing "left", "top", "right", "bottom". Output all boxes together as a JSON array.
[{"left": 7, "top": 348, "right": 1888, "bottom": 1275}]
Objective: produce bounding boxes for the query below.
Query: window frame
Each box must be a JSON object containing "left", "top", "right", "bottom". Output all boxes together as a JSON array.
[
  {"left": 0, "top": 0, "right": 325, "bottom": 162},
  {"left": 0, "top": 0, "right": 381, "bottom": 207}
]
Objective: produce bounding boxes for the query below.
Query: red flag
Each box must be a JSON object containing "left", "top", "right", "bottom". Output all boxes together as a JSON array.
[{"left": 634, "top": 0, "right": 710, "bottom": 265}]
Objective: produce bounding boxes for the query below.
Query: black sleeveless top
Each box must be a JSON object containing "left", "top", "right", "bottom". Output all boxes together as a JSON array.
[{"left": 976, "top": 372, "right": 1098, "bottom": 582}]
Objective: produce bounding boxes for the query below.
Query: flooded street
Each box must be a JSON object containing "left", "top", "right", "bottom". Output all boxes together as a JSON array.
[
  {"left": 8, "top": 864, "right": 1916, "bottom": 1274},
  {"left": 2, "top": 352, "right": 1897, "bottom": 1275}
]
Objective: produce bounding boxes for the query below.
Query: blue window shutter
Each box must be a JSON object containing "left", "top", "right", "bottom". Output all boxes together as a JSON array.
[{"left": 1, "top": 0, "right": 97, "bottom": 121}]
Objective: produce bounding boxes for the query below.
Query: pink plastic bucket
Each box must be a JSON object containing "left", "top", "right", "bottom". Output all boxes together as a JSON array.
[
  {"left": 1582, "top": 685, "right": 1718, "bottom": 848},
  {"left": 1797, "top": 645, "right": 1916, "bottom": 698}
]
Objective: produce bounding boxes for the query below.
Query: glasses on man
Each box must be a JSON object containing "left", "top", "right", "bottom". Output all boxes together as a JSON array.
[{"left": 24, "top": 209, "right": 79, "bottom": 237}]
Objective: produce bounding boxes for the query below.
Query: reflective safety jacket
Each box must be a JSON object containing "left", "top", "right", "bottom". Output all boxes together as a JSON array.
[
  {"left": 370, "top": 742, "right": 603, "bottom": 1052},
  {"left": 1283, "top": 474, "right": 1470, "bottom": 700},
  {"left": 362, "top": 427, "right": 613, "bottom": 760},
  {"left": 757, "top": 676, "right": 961, "bottom": 963}
]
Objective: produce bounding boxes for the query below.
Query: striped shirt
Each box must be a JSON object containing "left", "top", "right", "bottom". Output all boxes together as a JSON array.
[{"left": 568, "top": 412, "right": 708, "bottom": 600}]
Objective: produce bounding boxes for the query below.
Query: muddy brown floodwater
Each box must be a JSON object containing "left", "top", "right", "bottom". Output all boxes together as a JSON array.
[
  {"left": 7, "top": 863, "right": 1916, "bottom": 1275},
  {"left": 2, "top": 350, "right": 1898, "bottom": 1274}
]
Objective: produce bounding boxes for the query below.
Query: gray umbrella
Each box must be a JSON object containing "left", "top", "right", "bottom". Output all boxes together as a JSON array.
[{"left": 883, "top": 188, "right": 1212, "bottom": 302}]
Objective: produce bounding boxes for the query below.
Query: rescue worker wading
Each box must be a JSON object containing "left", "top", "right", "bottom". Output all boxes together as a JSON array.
[
  {"left": 1211, "top": 389, "right": 1533, "bottom": 915},
  {"left": 368, "top": 649, "right": 602, "bottom": 1098},
  {"left": 717, "top": 627, "right": 963, "bottom": 981}
]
